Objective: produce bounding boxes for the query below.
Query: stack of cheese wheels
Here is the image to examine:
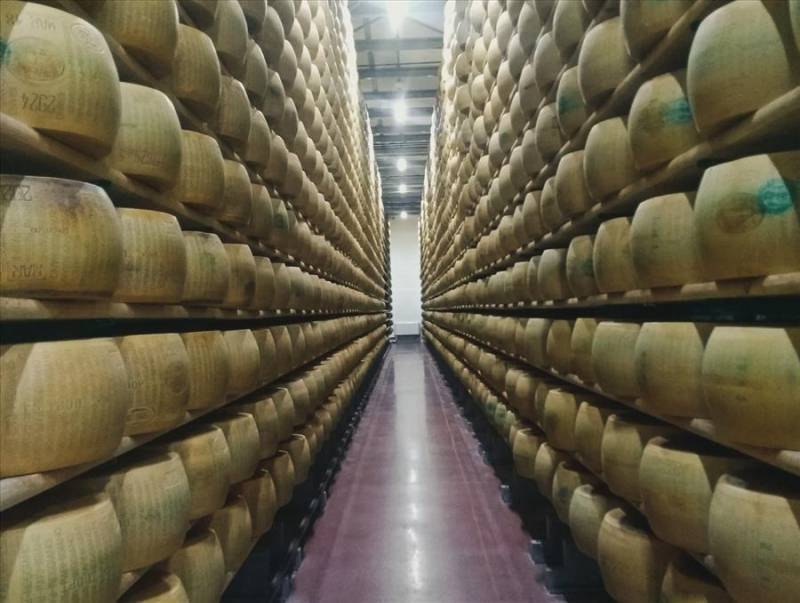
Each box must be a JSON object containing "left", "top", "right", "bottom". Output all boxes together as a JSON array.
[
  {"left": 0, "top": 337, "right": 130, "bottom": 476},
  {"left": 263, "top": 449, "right": 295, "bottom": 507},
  {"left": 551, "top": 461, "right": 600, "bottom": 523},
  {"left": 0, "top": 493, "right": 123, "bottom": 602},
  {"left": 0, "top": 1, "right": 122, "bottom": 157},
  {"left": 701, "top": 326, "right": 800, "bottom": 450},
  {"left": 202, "top": 497, "right": 252, "bottom": 572},
  {"left": 231, "top": 469, "right": 278, "bottom": 538},
  {"left": 0, "top": 176, "right": 123, "bottom": 299},
  {"left": 598, "top": 507, "right": 679, "bottom": 603},
  {"left": 709, "top": 471, "right": 800, "bottom": 602},
  {"left": 568, "top": 484, "right": 623, "bottom": 560},
  {"left": 639, "top": 436, "right": 753, "bottom": 553}
]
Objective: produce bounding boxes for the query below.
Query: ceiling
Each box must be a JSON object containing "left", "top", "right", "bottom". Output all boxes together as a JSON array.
[{"left": 349, "top": 0, "right": 445, "bottom": 217}]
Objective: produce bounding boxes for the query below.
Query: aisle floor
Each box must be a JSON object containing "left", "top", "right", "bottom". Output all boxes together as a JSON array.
[{"left": 288, "top": 338, "right": 563, "bottom": 603}]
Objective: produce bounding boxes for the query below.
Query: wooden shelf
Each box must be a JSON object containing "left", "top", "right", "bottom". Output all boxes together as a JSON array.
[
  {"left": 0, "top": 296, "right": 382, "bottom": 323},
  {"left": 425, "top": 318, "right": 800, "bottom": 478},
  {"left": 0, "top": 323, "right": 387, "bottom": 512},
  {"left": 117, "top": 567, "right": 150, "bottom": 600},
  {"left": 426, "top": 272, "right": 800, "bottom": 314}
]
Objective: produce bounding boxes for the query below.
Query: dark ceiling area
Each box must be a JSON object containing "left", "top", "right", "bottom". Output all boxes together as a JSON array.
[{"left": 349, "top": 0, "right": 444, "bottom": 218}]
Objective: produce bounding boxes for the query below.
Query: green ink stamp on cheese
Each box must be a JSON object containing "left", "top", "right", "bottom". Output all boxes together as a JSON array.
[
  {"left": 557, "top": 93, "right": 581, "bottom": 116},
  {"left": 757, "top": 178, "right": 796, "bottom": 215},
  {"left": 661, "top": 98, "right": 693, "bottom": 125}
]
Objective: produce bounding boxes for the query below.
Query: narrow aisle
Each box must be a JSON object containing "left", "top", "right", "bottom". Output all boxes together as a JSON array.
[{"left": 289, "top": 339, "right": 561, "bottom": 603}]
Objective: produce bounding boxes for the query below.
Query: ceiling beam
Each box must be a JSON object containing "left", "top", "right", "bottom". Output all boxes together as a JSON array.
[
  {"left": 355, "top": 36, "right": 443, "bottom": 51},
  {"left": 368, "top": 106, "right": 434, "bottom": 119},
  {"left": 350, "top": 3, "right": 444, "bottom": 18},
  {"left": 358, "top": 64, "right": 439, "bottom": 79},
  {"left": 361, "top": 89, "right": 439, "bottom": 101}
]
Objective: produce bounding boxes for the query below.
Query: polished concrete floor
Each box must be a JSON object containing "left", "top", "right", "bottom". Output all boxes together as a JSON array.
[{"left": 288, "top": 338, "right": 563, "bottom": 603}]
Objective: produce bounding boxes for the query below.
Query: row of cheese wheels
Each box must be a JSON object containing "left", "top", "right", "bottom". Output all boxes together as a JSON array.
[
  {"left": 0, "top": 314, "right": 386, "bottom": 477},
  {"left": 0, "top": 329, "right": 387, "bottom": 603},
  {"left": 424, "top": 323, "right": 799, "bottom": 603},
  {"left": 425, "top": 311, "right": 800, "bottom": 451},
  {"left": 423, "top": 0, "right": 799, "bottom": 295},
  {"left": 425, "top": 151, "right": 800, "bottom": 308},
  {"left": 0, "top": 1, "right": 384, "bottom": 288},
  {"left": 0, "top": 175, "right": 383, "bottom": 311}
]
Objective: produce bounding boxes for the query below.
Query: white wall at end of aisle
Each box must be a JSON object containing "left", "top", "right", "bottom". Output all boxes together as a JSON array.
[{"left": 390, "top": 216, "right": 422, "bottom": 336}]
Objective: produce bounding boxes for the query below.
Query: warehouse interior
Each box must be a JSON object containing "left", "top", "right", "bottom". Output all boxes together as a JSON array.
[{"left": 0, "top": 1, "right": 798, "bottom": 603}]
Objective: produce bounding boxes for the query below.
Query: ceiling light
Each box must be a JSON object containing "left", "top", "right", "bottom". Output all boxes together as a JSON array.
[
  {"left": 397, "top": 157, "right": 407, "bottom": 172},
  {"left": 387, "top": 0, "right": 408, "bottom": 32},
  {"left": 393, "top": 98, "right": 407, "bottom": 123},
  {"left": 398, "top": 184, "right": 407, "bottom": 194},
  {"left": 400, "top": 210, "right": 408, "bottom": 219}
]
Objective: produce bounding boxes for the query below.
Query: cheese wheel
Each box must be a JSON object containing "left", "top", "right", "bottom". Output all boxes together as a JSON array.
[
  {"left": 570, "top": 317, "right": 597, "bottom": 384},
  {"left": 212, "top": 413, "right": 260, "bottom": 484},
  {"left": 630, "top": 192, "right": 702, "bottom": 288},
  {"left": 221, "top": 243, "right": 256, "bottom": 308},
  {"left": 282, "top": 433, "right": 312, "bottom": 484},
  {"left": 182, "top": 232, "right": 231, "bottom": 304},
  {"left": 172, "top": 131, "right": 225, "bottom": 213},
  {"left": 231, "top": 470, "right": 277, "bottom": 537},
  {"left": 598, "top": 508, "right": 679, "bottom": 603},
  {"left": 565, "top": 235, "right": 597, "bottom": 298},
  {"left": 701, "top": 326, "right": 800, "bottom": 449},
  {"left": 601, "top": 414, "right": 678, "bottom": 503},
  {"left": 244, "top": 40, "right": 268, "bottom": 105},
  {"left": 660, "top": 556, "right": 733, "bottom": 603},
  {"left": 90, "top": 0, "right": 179, "bottom": 75},
  {"left": 628, "top": 70, "right": 699, "bottom": 171},
  {"left": 574, "top": 398, "right": 615, "bottom": 473},
  {"left": 159, "top": 426, "right": 232, "bottom": 519},
  {"left": 556, "top": 151, "right": 593, "bottom": 218},
  {"left": 552, "top": 461, "right": 600, "bottom": 523},
  {"left": 584, "top": 117, "right": 638, "bottom": 201},
  {"left": 162, "top": 530, "right": 225, "bottom": 603},
  {"left": 181, "top": 330, "right": 229, "bottom": 410},
  {"left": 119, "top": 571, "right": 189, "bottom": 602},
  {"left": 620, "top": 0, "right": 692, "bottom": 61},
  {"left": 578, "top": 17, "right": 635, "bottom": 108},
  {"left": 251, "top": 255, "right": 276, "bottom": 310},
  {"left": 0, "top": 1, "right": 121, "bottom": 157},
  {"left": 203, "top": 496, "right": 252, "bottom": 571},
  {"left": 0, "top": 175, "right": 122, "bottom": 299},
  {"left": 236, "top": 395, "right": 280, "bottom": 458},
  {"left": 212, "top": 76, "right": 251, "bottom": 151},
  {"left": 687, "top": 0, "right": 799, "bottom": 134},
  {"left": 244, "top": 108, "right": 269, "bottom": 170},
  {"left": 556, "top": 66, "right": 588, "bottom": 138},
  {"left": 591, "top": 321, "right": 641, "bottom": 399},
  {"left": 692, "top": 152, "right": 800, "bottom": 281},
  {"left": 540, "top": 177, "right": 567, "bottom": 234},
  {"left": 0, "top": 338, "right": 129, "bottom": 476},
  {"left": 593, "top": 217, "right": 639, "bottom": 293},
  {"left": 512, "top": 428, "right": 543, "bottom": 478},
  {"left": 262, "top": 450, "right": 295, "bottom": 507},
  {"left": 545, "top": 319, "right": 573, "bottom": 374},
  {"left": 180, "top": 0, "right": 217, "bottom": 28},
  {"left": 639, "top": 437, "right": 753, "bottom": 554},
  {"left": 635, "top": 322, "right": 711, "bottom": 417},
  {"left": 0, "top": 493, "right": 122, "bottom": 602},
  {"left": 223, "top": 329, "right": 261, "bottom": 394},
  {"left": 207, "top": 0, "right": 248, "bottom": 75},
  {"left": 542, "top": 388, "right": 579, "bottom": 451},
  {"left": 568, "top": 484, "right": 622, "bottom": 559},
  {"left": 523, "top": 318, "right": 553, "bottom": 367},
  {"left": 535, "top": 103, "right": 565, "bottom": 161},
  {"left": 85, "top": 452, "right": 191, "bottom": 571},
  {"left": 533, "top": 32, "right": 562, "bottom": 95},
  {"left": 553, "top": 0, "right": 589, "bottom": 59},
  {"left": 533, "top": 442, "right": 570, "bottom": 499},
  {"left": 709, "top": 472, "right": 800, "bottom": 603},
  {"left": 118, "top": 333, "right": 190, "bottom": 435},
  {"left": 114, "top": 209, "right": 187, "bottom": 304},
  {"left": 269, "top": 388, "right": 296, "bottom": 442},
  {"left": 534, "top": 250, "right": 568, "bottom": 303},
  {"left": 168, "top": 25, "right": 221, "bottom": 119}
]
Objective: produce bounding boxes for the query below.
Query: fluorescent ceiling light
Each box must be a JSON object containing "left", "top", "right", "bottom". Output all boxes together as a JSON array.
[
  {"left": 398, "top": 183, "right": 407, "bottom": 194},
  {"left": 397, "top": 157, "right": 407, "bottom": 171},
  {"left": 387, "top": 0, "right": 408, "bottom": 32},
  {"left": 393, "top": 98, "right": 407, "bottom": 123},
  {"left": 400, "top": 210, "right": 408, "bottom": 219}
]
